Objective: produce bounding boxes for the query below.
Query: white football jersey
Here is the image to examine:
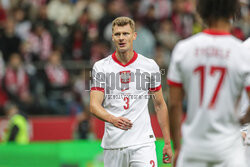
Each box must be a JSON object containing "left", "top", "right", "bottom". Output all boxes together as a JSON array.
[
  {"left": 167, "top": 30, "right": 250, "bottom": 160},
  {"left": 241, "top": 38, "right": 250, "bottom": 145},
  {"left": 91, "top": 51, "right": 161, "bottom": 149}
]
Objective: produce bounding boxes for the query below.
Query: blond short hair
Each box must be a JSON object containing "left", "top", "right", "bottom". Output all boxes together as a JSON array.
[{"left": 112, "top": 17, "right": 135, "bottom": 32}]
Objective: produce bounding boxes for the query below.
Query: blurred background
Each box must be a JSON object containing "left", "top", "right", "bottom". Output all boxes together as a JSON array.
[{"left": 0, "top": 0, "right": 249, "bottom": 166}]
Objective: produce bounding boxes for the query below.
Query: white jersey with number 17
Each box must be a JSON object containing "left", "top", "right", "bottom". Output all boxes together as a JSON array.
[{"left": 167, "top": 30, "right": 250, "bottom": 161}]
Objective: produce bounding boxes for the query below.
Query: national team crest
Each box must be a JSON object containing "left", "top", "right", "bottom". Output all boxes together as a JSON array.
[{"left": 120, "top": 71, "right": 131, "bottom": 84}]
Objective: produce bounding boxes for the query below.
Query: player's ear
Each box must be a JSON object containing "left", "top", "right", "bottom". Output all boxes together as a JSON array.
[
  {"left": 133, "top": 32, "right": 137, "bottom": 40},
  {"left": 112, "top": 34, "right": 114, "bottom": 42}
]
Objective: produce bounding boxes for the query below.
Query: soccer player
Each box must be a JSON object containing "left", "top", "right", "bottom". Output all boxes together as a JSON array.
[
  {"left": 167, "top": 0, "right": 250, "bottom": 166},
  {"left": 90, "top": 17, "right": 172, "bottom": 167}
]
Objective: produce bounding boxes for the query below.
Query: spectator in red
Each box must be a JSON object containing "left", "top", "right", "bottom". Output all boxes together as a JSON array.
[
  {"left": 67, "top": 26, "right": 91, "bottom": 61},
  {"left": 42, "top": 49, "right": 71, "bottom": 114},
  {"left": 171, "top": 0, "right": 194, "bottom": 38},
  {"left": 26, "top": 21, "right": 52, "bottom": 61},
  {"left": 2, "top": 53, "right": 33, "bottom": 113}
]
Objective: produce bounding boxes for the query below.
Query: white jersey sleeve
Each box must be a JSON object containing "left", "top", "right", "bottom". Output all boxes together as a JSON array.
[
  {"left": 149, "top": 60, "right": 161, "bottom": 91},
  {"left": 91, "top": 62, "right": 105, "bottom": 92}
]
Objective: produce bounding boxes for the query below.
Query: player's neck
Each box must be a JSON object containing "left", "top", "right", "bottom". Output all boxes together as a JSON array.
[
  {"left": 208, "top": 19, "right": 231, "bottom": 33},
  {"left": 115, "top": 50, "right": 134, "bottom": 65}
]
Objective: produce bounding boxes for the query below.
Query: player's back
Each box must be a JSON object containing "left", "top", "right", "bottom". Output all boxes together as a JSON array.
[{"left": 168, "top": 30, "right": 250, "bottom": 160}]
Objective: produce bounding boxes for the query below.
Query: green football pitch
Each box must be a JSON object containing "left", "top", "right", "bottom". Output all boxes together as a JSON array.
[{"left": 0, "top": 139, "right": 173, "bottom": 167}]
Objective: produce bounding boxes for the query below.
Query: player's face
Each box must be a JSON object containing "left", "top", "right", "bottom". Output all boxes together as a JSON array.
[{"left": 112, "top": 24, "right": 137, "bottom": 53}]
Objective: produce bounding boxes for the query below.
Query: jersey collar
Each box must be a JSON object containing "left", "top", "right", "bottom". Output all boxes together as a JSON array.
[
  {"left": 112, "top": 51, "right": 138, "bottom": 67},
  {"left": 203, "top": 29, "right": 231, "bottom": 36}
]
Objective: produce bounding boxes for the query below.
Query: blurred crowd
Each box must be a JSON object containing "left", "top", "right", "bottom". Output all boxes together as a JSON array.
[{"left": 0, "top": 0, "right": 250, "bottom": 117}]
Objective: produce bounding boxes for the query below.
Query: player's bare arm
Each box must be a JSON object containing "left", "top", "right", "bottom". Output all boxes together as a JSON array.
[
  {"left": 150, "top": 88, "right": 173, "bottom": 164},
  {"left": 240, "top": 90, "right": 250, "bottom": 125},
  {"left": 90, "top": 90, "right": 133, "bottom": 130},
  {"left": 168, "top": 85, "right": 184, "bottom": 167}
]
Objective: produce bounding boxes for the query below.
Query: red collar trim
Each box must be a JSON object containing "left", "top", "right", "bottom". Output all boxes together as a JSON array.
[
  {"left": 112, "top": 51, "right": 138, "bottom": 67},
  {"left": 203, "top": 29, "right": 231, "bottom": 35}
]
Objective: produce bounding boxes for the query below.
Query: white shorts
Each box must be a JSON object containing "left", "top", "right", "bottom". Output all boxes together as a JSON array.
[
  {"left": 176, "top": 145, "right": 247, "bottom": 167},
  {"left": 103, "top": 142, "right": 157, "bottom": 167}
]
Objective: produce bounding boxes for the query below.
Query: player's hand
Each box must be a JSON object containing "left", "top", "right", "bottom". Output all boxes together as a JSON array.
[
  {"left": 242, "top": 132, "right": 247, "bottom": 141},
  {"left": 110, "top": 116, "right": 133, "bottom": 130},
  {"left": 173, "top": 149, "right": 180, "bottom": 167},
  {"left": 162, "top": 143, "right": 173, "bottom": 164}
]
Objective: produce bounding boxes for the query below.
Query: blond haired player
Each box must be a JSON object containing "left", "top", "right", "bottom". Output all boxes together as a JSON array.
[
  {"left": 167, "top": 0, "right": 250, "bottom": 166},
  {"left": 90, "top": 17, "right": 172, "bottom": 167}
]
